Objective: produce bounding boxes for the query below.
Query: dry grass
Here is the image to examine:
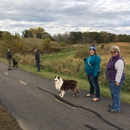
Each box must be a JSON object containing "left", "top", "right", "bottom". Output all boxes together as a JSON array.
[
  {"left": 0, "top": 103, "right": 22, "bottom": 130},
  {"left": 97, "top": 42, "right": 130, "bottom": 65}
]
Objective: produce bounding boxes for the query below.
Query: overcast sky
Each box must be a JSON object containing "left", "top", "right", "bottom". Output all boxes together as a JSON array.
[{"left": 0, "top": 0, "right": 130, "bottom": 36}]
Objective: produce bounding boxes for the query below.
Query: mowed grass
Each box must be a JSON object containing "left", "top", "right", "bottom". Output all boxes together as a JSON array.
[{"left": 41, "top": 50, "right": 76, "bottom": 61}]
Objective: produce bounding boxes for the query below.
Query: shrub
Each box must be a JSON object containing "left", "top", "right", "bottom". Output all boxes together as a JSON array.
[
  {"left": 100, "top": 44, "right": 104, "bottom": 49},
  {"left": 74, "top": 47, "right": 89, "bottom": 59},
  {"left": 60, "top": 41, "right": 66, "bottom": 46},
  {"left": 0, "top": 32, "right": 24, "bottom": 56},
  {"left": 42, "top": 38, "right": 51, "bottom": 52},
  {"left": 122, "top": 73, "right": 130, "bottom": 91},
  {"left": 98, "top": 66, "right": 130, "bottom": 92},
  {"left": 13, "top": 53, "right": 34, "bottom": 65},
  {"left": 41, "top": 56, "right": 85, "bottom": 78}
]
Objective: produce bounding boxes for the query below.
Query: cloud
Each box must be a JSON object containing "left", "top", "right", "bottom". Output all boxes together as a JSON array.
[{"left": 0, "top": 0, "right": 130, "bottom": 35}]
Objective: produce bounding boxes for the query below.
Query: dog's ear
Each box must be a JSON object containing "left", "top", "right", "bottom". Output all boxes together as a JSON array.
[
  {"left": 54, "top": 76, "right": 56, "bottom": 78},
  {"left": 57, "top": 76, "right": 60, "bottom": 79}
]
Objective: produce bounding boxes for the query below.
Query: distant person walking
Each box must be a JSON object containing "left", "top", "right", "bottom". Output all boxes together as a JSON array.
[
  {"left": 106, "top": 46, "right": 125, "bottom": 113},
  {"left": 34, "top": 49, "right": 40, "bottom": 72},
  {"left": 84, "top": 45, "right": 101, "bottom": 102},
  {"left": 6, "top": 48, "right": 12, "bottom": 70}
]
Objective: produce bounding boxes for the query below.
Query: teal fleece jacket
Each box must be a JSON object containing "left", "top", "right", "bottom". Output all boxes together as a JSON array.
[{"left": 84, "top": 54, "right": 101, "bottom": 77}]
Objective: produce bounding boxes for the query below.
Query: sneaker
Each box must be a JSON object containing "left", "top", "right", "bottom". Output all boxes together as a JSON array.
[
  {"left": 108, "top": 104, "right": 113, "bottom": 108},
  {"left": 108, "top": 109, "right": 120, "bottom": 113}
]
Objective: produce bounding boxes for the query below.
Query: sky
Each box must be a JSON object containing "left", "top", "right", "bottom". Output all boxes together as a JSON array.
[{"left": 0, "top": 0, "right": 130, "bottom": 36}]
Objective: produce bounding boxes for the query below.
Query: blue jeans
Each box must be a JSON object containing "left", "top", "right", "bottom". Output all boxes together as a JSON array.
[
  {"left": 87, "top": 74, "right": 100, "bottom": 98},
  {"left": 109, "top": 80, "right": 124, "bottom": 111},
  {"left": 36, "top": 62, "right": 40, "bottom": 71}
]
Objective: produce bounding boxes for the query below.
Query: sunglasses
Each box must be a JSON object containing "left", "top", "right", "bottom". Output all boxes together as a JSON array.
[{"left": 110, "top": 51, "right": 116, "bottom": 53}]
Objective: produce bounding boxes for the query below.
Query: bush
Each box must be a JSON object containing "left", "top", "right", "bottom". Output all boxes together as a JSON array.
[
  {"left": 13, "top": 53, "right": 34, "bottom": 65},
  {"left": 60, "top": 41, "right": 66, "bottom": 46},
  {"left": 122, "top": 73, "right": 130, "bottom": 91},
  {"left": 74, "top": 47, "right": 89, "bottom": 59},
  {"left": 98, "top": 66, "right": 108, "bottom": 87},
  {"left": 98, "top": 66, "right": 130, "bottom": 92},
  {"left": 100, "top": 44, "right": 104, "bottom": 49},
  {"left": 0, "top": 32, "right": 24, "bottom": 56},
  {"left": 41, "top": 56, "right": 85, "bottom": 78},
  {"left": 42, "top": 38, "right": 51, "bottom": 52}
]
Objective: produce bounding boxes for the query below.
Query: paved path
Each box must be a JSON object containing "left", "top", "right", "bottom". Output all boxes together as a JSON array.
[{"left": 0, "top": 62, "right": 130, "bottom": 130}]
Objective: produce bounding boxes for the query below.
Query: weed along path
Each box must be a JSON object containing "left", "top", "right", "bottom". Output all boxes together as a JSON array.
[{"left": 0, "top": 62, "right": 130, "bottom": 130}]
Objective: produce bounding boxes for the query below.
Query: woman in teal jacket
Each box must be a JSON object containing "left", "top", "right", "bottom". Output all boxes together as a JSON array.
[{"left": 84, "top": 45, "right": 101, "bottom": 102}]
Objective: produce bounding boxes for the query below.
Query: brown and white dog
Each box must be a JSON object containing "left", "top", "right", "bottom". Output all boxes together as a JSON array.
[{"left": 54, "top": 76, "right": 79, "bottom": 97}]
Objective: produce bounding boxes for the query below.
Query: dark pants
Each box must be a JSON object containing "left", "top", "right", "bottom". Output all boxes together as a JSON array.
[
  {"left": 87, "top": 74, "right": 100, "bottom": 98},
  {"left": 8, "top": 59, "right": 11, "bottom": 69},
  {"left": 36, "top": 62, "right": 40, "bottom": 71}
]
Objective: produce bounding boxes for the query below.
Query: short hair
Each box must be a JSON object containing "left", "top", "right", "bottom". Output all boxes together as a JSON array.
[{"left": 110, "top": 46, "right": 120, "bottom": 53}]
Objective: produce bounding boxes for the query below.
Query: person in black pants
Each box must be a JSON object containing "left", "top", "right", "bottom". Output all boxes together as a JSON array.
[
  {"left": 6, "top": 48, "right": 12, "bottom": 70},
  {"left": 34, "top": 49, "right": 40, "bottom": 72}
]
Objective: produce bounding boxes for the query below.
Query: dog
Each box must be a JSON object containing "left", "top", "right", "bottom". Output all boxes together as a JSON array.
[
  {"left": 40, "top": 64, "right": 43, "bottom": 68},
  {"left": 12, "top": 58, "right": 19, "bottom": 68},
  {"left": 54, "top": 76, "right": 79, "bottom": 97}
]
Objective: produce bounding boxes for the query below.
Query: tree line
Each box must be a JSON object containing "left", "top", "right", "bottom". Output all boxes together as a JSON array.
[
  {"left": 1, "top": 27, "right": 130, "bottom": 44},
  {"left": 21, "top": 28, "right": 130, "bottom": 43},
  {"left": 52, "top": 31, "right": 130, "bottom": 44}
]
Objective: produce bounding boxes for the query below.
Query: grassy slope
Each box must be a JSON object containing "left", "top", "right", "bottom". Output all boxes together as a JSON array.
[{"left": 41, "top": 50, "right": 76, "bottom": 60}]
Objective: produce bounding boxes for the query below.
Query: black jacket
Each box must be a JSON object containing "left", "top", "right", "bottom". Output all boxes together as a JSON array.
[
  {"left": 6, "top": 51, "right": 12, "bottom": 60},
  {"left": 35, "top": 52, "right": 40, "bottom": 62}
]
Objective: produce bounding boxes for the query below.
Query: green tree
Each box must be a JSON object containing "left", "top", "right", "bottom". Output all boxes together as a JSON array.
[
  {"left": 100, "top": 31, "right": 109, "bottom": 43},
  {"left": 0, "top": 31, "right": 3, "bottom": 38},
  {"left": 0, "top": 32, "right": 24, "bottom": 56},
  {"left": 22, "top": 30, "right": 30, "bottom": 38},
  {"left": 36, "top": 27, "right": 45, "bottom": 39}
]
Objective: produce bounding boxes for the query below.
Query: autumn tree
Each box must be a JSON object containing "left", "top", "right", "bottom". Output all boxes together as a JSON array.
[
  {"left": 0, "top": 32, "right": 24, "bottom": 56},
  {"left": 42, "top": 38, "right": 51, "bottom": 52}
]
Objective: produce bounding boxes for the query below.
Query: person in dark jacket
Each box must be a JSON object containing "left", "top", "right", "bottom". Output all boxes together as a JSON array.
[
  {"left": 106, "top": 46, "right": 125, "bottom": 113},
  {"left": 6, "top": 48, "right": 12, "bottom": 70},
  {"left": 34, "top": 49, "right": 40, "bottom": 72}
]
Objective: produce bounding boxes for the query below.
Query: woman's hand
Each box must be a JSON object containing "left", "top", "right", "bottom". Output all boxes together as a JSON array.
[
  {"left": 116, "top": 81, "right": 120, "bottom": 86},
  {"left": 83, "top": 57, "right": 86, "bottom": 62}
]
